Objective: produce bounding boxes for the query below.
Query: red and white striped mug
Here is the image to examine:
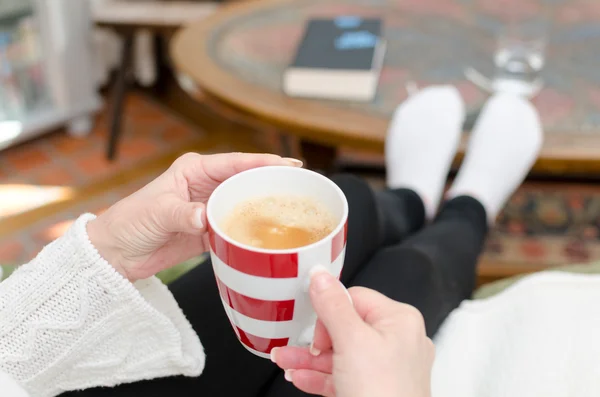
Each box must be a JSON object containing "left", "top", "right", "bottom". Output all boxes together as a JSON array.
[{"left": 206, "top": 166, "right": 349, "bottom": 358}]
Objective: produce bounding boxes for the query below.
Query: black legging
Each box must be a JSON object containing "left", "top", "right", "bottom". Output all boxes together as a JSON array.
[{"left": 63, "top": 174, "right": 487, "bottom": 397}]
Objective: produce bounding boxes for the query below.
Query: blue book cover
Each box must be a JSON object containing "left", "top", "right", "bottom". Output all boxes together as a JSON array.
[{"left": 291, "top": 16, "right": 383, "bottom": 71}]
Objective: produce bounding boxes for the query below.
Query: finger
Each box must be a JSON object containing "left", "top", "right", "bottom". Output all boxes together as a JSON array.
[
  {"left": 425, "top": 337, "right": 436, "bottom": 365},
  {"left": 286, "top": 369, "right": 335, "bottom": 397},
  {"left": 348, "top": 287, "right": 426, "bottom": 333},
  {"left": 162, "top": 201, "right": 207, "bottom": 235},
  {"left": 311, "top": 289, "right": 416, "bottom": 353},
  {"left": 309, "top": 267, "right": 364, "bottom": 351},
  {"left": 310, "top": 319, "right": 332, "bottom": 356},
  {"left": 142, "top": 233, "right": 206, "bottom": 276},
  {"left": 200, "top": 152, "right": 303, "bottom": 183},
  {"left": 271, "top": 346, "right": 333, "bottom": 373}
]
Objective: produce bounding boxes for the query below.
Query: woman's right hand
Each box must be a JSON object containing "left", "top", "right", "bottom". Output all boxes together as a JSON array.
[{"left": 271, "top": 269, "right": 435, "bottom": 397}]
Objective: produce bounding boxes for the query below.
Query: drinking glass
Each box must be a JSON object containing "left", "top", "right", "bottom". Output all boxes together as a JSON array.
[{"left": 466, "top": 17, "right": 550, "bottom": 98}]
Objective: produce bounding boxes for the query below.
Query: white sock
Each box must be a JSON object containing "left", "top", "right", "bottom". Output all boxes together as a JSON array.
[
  {"left": 386, "top": 85, "right": 465, "bottom": 219},
  {"left": 447, "top": 93, "right": 543, "bottom": 223}
]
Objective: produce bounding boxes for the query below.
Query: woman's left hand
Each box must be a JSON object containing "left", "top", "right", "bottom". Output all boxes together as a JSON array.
[{"left": 87, "top": 152, "right": 302, "bottom": 282}]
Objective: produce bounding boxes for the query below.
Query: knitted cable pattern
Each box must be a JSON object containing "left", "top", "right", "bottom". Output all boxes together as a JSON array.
[{"left": 0, "top": 214, "right": 204, "bottom": 397}]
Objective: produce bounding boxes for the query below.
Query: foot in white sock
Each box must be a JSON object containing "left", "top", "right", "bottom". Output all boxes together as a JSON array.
[
  {"left": 447, "top": 93, "right": 543, "bottom": 223},
  {"left": 386, "top": 85, "right": 465, "bottom": 219}
]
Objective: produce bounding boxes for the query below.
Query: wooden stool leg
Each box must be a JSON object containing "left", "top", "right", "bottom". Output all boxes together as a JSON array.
[
  {"left": 300, "top": 140, "right": 338, "bottom": 174},
  {"left": 107, "top": 33, "right": 134, "bottom": 161},
  {"left": 153, "top": 33, "right": 168, "bottom": 94}
]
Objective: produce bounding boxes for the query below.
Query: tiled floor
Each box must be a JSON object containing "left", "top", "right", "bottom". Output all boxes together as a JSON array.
[
  {"left": 0, "top": 90, "right": 281, "bottom": 270},
  {"left": 0, "top": 93, "right": 208, "bottom": 266},
  {"left": 0, "top": 94, "right": 199, "bottom": 190}
]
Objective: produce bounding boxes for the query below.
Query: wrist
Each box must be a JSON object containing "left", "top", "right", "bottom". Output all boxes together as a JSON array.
[{"left": 87, "top": 217, "right": 131, "bottom": 281}]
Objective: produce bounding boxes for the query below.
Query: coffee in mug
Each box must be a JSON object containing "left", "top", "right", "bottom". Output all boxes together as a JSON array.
[
  {"left": 206, "top": 166, "right": 349, "bottom": 359},
  {"left": 221, "top": 195, "right": 337, "bottom": 250}
]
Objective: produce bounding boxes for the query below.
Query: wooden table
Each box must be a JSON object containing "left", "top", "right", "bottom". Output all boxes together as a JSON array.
[{"left": 171, "top": 0, "right": 600, "bottom": 175}]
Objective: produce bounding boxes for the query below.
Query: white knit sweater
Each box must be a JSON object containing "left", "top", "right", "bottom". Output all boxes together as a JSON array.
[
  {"left": 2, "top": 216, "right": 600, "bottom": 396},
  {"left": 0, "top": 215, "right": 204, "bottom": 397}
]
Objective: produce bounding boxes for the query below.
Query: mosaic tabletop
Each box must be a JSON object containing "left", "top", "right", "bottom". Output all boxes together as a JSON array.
[{"left": 175, "top": 0, "right": 600, "bottom": 166}]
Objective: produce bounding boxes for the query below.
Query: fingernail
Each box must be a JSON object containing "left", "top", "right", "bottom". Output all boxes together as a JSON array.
[
  {"left": 284, "top": 369, "right": 294, "bottom": 382},
  {"left": 270, "top": 347, "right": 279, "bottom": 363},
  {"left": 283, "top": 157, "right": 303, "bottom": 167},
  {"left": 309, "top": 343, "right": 321, "bottom": 357},
  {"left": 310, "top": 265, "right": 335, "bottom": 292},
  {"left": 344, "top": 287, "right": 353, "bottom": 303},
  {"left": 193, "top": 208, "right": 204, "bottom": 229},
  {"left": 309, "top": 264, "right": 329, "bottom": 278}
]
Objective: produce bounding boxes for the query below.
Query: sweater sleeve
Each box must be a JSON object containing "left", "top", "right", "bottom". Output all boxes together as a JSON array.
[
  {"left": 0, "top": 370, "right": 29, "bottom": 397},
  {"left": 0, "top": 214, "right": 205, "bottom": 397}
]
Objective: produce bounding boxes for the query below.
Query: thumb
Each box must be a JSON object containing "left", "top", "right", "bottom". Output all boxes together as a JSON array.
[
  {"left": 162, "top": 201, "right": 207, "bottom": 235},
  {"left": 309, "top": 267, "right": 363, "bottom": 350}
]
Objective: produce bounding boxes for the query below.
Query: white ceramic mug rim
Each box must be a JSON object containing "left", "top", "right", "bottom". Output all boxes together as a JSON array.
[{"left": 206, "top": 166, "right": 349, "bottom": 255}]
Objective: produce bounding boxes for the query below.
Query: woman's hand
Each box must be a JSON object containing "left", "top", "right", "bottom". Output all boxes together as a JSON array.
[
  {"left": 87, "top": 152, "right": 302, "bottom": 282},
  {"left": 271, "top": 269, "right": 435, "bottom": 397}
]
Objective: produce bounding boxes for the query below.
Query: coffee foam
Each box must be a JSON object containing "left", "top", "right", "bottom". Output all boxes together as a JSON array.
[{"left": 221, "top": 195, "right": 337, "bottom": 249}]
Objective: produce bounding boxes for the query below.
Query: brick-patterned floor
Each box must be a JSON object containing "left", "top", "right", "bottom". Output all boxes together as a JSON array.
[
  {"left": 0, "top": 94, "right": 199, "bottom": 189},
  {"left": 0, "top": 174, "right": 157, "bottom": 267},
  {"left": 0, "top": 93, "right": 202, "bottom": 266}
]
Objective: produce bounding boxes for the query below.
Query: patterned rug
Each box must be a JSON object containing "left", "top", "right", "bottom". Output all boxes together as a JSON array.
[
  {"left": 362, "top": 176, "right": 600, "bottom": 274},
  {"left": 487, "top": 183, "right": 600, "bottom": 268}
]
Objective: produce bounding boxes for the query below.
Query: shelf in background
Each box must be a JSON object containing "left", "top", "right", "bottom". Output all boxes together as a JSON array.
[
  {"left": 0, "top": 0, "right": 101, "bottom": 151},
  {"left": 0, "top": 97, "right": 102, "bottom": 150}
]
